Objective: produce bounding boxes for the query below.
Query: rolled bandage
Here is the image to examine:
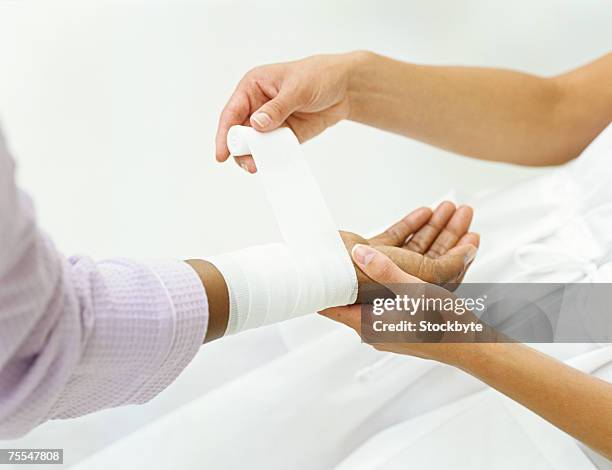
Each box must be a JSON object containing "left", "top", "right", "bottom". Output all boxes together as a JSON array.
[{"left": 207, "top": 125, "right": 358, "bottom": 335}]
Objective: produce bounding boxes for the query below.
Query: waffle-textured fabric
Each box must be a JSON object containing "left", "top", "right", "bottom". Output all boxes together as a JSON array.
[{"left": 0, "top": 126, "right": 209, "bottom": 438}]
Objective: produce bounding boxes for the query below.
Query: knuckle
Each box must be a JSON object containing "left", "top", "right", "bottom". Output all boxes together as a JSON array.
[
  {"left": 225, "top": 101, "right": 243, "bottom": 116},
  {"left": 427, "top": 244, "right": 444, "bottom": 259},
  {"left": 239, "top": 71, "right": 262, "bottom": 91},
  {"left": 265, "top": 99, "right": 287, "bottom": 117},
  {"left": 247, "top": 65, "right": 261, "bottom": 75},
  {"left": 408, "top": 237, "right": 428, "bottom": 253},
  {"left": 426, "top": 220, "right": 444, "bottom": 234},
  {"left": 244, "top": 66, "right": 263, "bottom": 80},
  {"left": 237, "top": 74, "right": 253, "bottom": 89},
  {"left": 384, "top": 227, "right": 401, "bottom": 243}
]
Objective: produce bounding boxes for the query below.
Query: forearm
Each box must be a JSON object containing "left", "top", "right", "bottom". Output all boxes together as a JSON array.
[
  {"left": 346, "top": 51, "right": 612, "bottom": 165},
  {"left": 188, "top": 231, "right": 367, "bottom": 341},
  {"left": 447, "top": 343, "right": 612, "bottom": 459}
]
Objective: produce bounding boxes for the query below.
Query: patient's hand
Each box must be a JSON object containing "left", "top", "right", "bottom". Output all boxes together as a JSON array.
[{"left": 339, "top": 201, "right": 479, "bottom": 303}]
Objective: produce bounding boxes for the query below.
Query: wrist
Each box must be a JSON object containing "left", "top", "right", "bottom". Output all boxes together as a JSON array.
[
  {"left": 434, "top": 321, "right": 505, "bottom": 367},
  {"left": 184, "top": 259, "right": 229, "bottom": 342},
  {"left": 338, "top": 230, "right": 373, "bottom": 303},
  {"left": 344, "top": 50, "right": 378, "bottom": 122},
  {"left": 443, "top": 340, "right": 514, "bottom": 372}
]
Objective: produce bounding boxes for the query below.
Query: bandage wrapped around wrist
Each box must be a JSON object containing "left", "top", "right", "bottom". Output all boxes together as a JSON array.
[{"left": 207, "top": 126, "right": 358, "bottom": 335}]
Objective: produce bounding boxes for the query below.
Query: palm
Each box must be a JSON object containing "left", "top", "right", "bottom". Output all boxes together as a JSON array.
[{"left": 340, "top": 201, "right": 479, "bottom": 304}]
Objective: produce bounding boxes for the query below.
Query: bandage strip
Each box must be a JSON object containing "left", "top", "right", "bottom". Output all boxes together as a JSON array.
[{"left": 207, "top": 126, "right": 358, "bottom": 335}]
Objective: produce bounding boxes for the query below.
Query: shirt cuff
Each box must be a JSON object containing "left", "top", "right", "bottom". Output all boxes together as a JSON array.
[{"left": 135, "top": 259, "right": 209, "bottom": 403}]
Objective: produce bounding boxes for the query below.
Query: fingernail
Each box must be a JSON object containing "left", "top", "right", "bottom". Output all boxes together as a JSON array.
[
  {"left": 352, "top": 244, "right": 376, "bottom": 266},
  {"left": 465, "top": 247, "right": 477, "bottom": 264},
  {"left": 240, "top": 162, "right": 249, "bottom": 172},
  {"left": 251, "top": 112, "right": 271, "bottom": 128}
]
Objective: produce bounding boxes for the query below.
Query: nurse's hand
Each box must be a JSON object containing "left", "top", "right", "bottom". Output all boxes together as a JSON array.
[
  {"left": 216, "top": 52, "right": 362, "bottom": 173},
  {"left": 339, "top": 201, "right": 479, "bottom": 302},
  {"left": 324, "top": 244, "right": 612, "bottom": 461},
  {"left": 320, "top": 243, "right": 486, "bottom": 364}
]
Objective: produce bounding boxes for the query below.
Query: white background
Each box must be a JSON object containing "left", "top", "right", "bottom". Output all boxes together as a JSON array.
[{"left": 0, "top": 0, "right": 610, "bottom": 467}]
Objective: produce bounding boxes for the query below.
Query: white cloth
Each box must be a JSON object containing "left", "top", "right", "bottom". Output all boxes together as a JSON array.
[
  {"left": 208, "top": 126, "right": 357, "bottom": 335},
  {"left": 75, "top": 123, "right": 612, "bottom": 470}
]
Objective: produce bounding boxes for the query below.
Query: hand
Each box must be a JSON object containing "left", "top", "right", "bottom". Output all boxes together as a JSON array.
[
  {"left": 339, "top": 201, "right": 479, "bottom": 303},
  {"left": 321, "top": 242, "right": 486, "bottom": 364},
  {"left": 327, "top": 243, "right": 612, "bottom": 462},
  {"left": 216, "top": 52, "right": 362, "bottom": 173}
]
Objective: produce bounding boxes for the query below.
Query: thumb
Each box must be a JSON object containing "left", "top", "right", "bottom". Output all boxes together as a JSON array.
[
  {"left": 250, "top": 88, "right": 302, "bottom": 131},
  {"left": 352, "top": 244, "right": 420, "bottom": 284}
]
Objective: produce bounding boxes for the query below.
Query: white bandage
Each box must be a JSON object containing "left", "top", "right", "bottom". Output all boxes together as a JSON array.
[{"left": 207, "top": 125, "right": 358, "bottom": 335}]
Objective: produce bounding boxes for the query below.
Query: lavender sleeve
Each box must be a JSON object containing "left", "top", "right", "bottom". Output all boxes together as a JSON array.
[{"left": 0, "top": 128, "right": 209, "bottom": 438}]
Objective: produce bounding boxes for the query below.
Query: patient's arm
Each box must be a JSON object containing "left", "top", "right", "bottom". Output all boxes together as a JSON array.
[{"left": 190, "top": 200, "right": 479, "bottom": 341}]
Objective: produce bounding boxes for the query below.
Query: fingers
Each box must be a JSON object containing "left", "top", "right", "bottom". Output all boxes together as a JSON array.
[
  {"left": 234, "top": 155, "right": 257, "bottom": 174},
  {"left": 405, "top": 201, "right": 455, "bottom": 254},
  {"left": 425, "top": 205, "right": 474, "bottom": 258},
  {"left": 217, "top": 74, "right": 303, "bottom": 171},
  {"left": 451, "top": 234, "right": 479, "bottom": 284},
  {"left": 458, "top": 232, "right": 480, "bottom": 249},
  {"left": 250, "top": 87, "right": 303, "bottom": 132},
  {"left": 379, "top": 242, "right": 478, "bottom": 287},
  {"left": 433, "top": 244, "right": 478, "bottom": 287},
  {"left": 352, "top": 244, "right": 422, "bottom": 286},
  {"left": 369, "top": 207, "right": 432, "bottom": 246},
  {"left": 215, "top": 90, "right": 251, "bottom": 163}
]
